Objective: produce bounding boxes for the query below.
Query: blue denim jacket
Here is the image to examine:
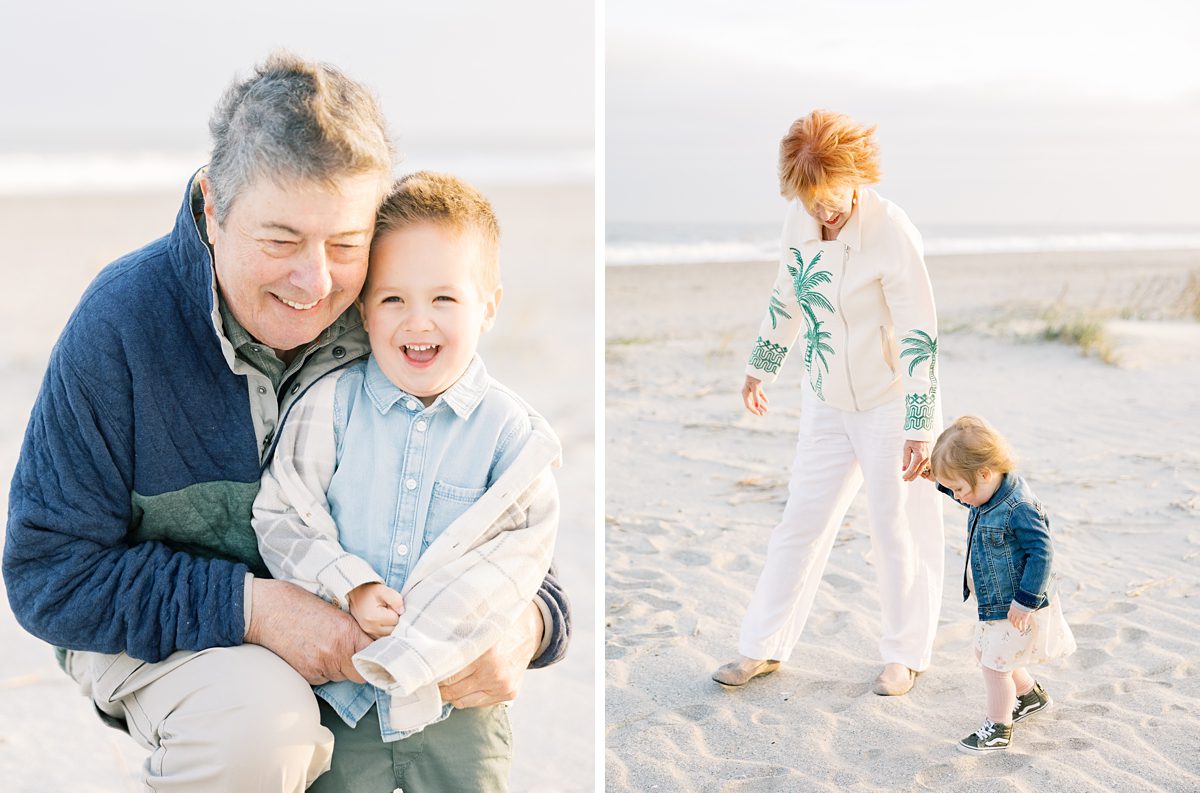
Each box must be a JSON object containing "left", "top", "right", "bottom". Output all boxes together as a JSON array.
[{"left": 937, "top": 473, "right": 1054, "bottom": 621}]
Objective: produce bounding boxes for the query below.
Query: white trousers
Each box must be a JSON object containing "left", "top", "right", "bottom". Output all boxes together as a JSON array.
[
  {"left": 738, "top": 389, "right": 944, "bottom": 671},
  {"left": 68, "top": 645, "right": 334, "bottom": 792}
]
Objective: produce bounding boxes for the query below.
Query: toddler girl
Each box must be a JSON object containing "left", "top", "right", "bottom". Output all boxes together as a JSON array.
[{"left": 924, "top": 416, "right": 1076, "bottom": 753}]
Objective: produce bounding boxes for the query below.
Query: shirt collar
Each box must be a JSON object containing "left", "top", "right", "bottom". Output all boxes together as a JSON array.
[
  {"left": 840, "top": 189, "right": 864, "bottom": 251},
  {"left": 793, "top": 186, "right": 864, "bottom": 251},
  {"left": 363, "top": 354, "right": 489, "bottom": 419},
  {"left": 978, "top": 472, "right": 1018, "bottom": 514}
]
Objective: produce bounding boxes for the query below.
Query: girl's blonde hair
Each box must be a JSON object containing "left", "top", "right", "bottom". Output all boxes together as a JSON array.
[
  {"left": 778, "top": 110, "right": 882, "bottom": 207},
  {"left": 930, "top": 416, "right": 1018, "bottom": 487}
]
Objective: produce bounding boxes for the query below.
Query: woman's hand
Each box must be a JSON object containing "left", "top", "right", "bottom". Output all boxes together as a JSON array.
[
  {"left": 347, "top": 582, "right": 405, "bottom": 639},
  {"left": 1007, "top": 602, "right": 1034, "bottom": 633},
  {"left": 901, "top": 440, "right": 930, "bottom": 482},
  {"left": 742, "top": 375, "right": 768, "bottom": 416}
]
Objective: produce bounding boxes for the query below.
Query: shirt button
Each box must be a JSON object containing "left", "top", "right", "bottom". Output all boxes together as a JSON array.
[
  {"left": 416, "top": 420, "right": 427, "bottom": 432},
  {"left": 332, "top": 346, "right": 346, "bottom": 359},
  {"left": 290, "top": 383, "right": 301, "bottom": 395},
  {"left": 406, "top": 399, "right": 418, "bottom": 411},
  {"left": 394, "top": 543, "right": 409, "bottom": 557},
  {"left": 405, "top": 478, "right": 417, "bottom": 490},
  {"left": 257, "top": 385, "right": 267, "bottom": 395},
  {"left": 250, "top": 345, "right": 260, "bottom": 353}
]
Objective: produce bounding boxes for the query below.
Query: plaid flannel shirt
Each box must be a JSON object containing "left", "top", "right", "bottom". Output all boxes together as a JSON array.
[{"left": 252, "top": 356, "right": 560, "bottom": 735}]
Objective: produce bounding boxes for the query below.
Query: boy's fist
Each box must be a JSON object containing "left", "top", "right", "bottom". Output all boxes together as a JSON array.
[{"left": 348, "top": 582, "right": 405, "bottom": 639}]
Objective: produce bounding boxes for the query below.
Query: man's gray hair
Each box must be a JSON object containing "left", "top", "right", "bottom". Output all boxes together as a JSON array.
[{"left": 206, "top": 51, "right": 394, "bottom": 223}]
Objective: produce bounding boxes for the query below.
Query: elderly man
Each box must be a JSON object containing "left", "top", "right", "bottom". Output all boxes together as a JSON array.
[{"left": 3, "top": 53, "right": 569, "bottom": 792}]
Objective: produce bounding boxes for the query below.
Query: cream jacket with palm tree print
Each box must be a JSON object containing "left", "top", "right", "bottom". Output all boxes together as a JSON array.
[{"left": 746, "top": 187, "right": 940, "bottom": 442}]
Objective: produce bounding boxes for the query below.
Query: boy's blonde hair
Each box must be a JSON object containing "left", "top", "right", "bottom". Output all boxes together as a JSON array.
[
  {"left": 779, "top": 109, "right": 882, "bottom": 208},
  {"left": 930, "top": 415, "right": 1018, "bottom": 487},
  {"left": 373, "top": 171, "right": 501, "bottom": 293}
]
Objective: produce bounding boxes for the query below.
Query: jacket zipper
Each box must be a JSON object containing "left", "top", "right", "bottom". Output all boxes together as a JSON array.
[{"left": 837, "top": 244, "right": 860, "bottom": 410}]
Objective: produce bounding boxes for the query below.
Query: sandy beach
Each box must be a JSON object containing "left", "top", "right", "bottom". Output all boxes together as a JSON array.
[
  {"left": 0, "top": 182, "right": 595, "bottom": 792},
  {"left": 605, "top": 251, "right": 1200, "bottom": 791}
]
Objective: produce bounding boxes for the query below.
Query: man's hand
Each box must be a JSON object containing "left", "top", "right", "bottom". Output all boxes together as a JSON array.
[
  {"left": 438, "top": 600, "right": 543, "bottom": 709},
  {"left": 742, "top": 375, "right": 768, "bottom": 416},
  {"left": 1007, "top": 602, "right": 1034, "bottom": 633},
  {"left": 246, "top": 578, "right": 373, "bottom": 685},
  {"left": 347, "top": 582, "right": 405, "bottom": 639},
  {"left": 901, "top": 440, "right": 931, "bottom": 482}
]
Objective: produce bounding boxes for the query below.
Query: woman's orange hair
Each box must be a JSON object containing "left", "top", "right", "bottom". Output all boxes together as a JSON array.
[{"left": 778, "top": 110, "right": 882, "bottom": 205}]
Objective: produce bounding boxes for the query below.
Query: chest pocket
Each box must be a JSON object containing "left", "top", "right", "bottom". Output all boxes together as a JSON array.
[
  {"left": 424, "top": 481, "right": 488, "bottom": 550},
  {"left": 980, "top": 527, "right": 1008, "bottom": 547}
]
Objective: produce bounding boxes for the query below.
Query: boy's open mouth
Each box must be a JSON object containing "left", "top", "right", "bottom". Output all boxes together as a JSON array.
[{"left": 403, "top": 344, "right": 440, "bottom": 365}]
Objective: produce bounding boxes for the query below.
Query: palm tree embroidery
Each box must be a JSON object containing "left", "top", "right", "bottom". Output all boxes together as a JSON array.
[
  {"left": 787, "top": 248, "right": 836, "bottom": 400},
  {"left": 767, "top": 288, "right": 792, "bottom": 330},
  {"left": 803, "top": 318, "right": 834, "bottom": 401},
  {"left": 787, "top": 248, "right": 835, "bottom": 328},
  {"left": 900, "top": 329, "right": 938, "bottom": 431}
]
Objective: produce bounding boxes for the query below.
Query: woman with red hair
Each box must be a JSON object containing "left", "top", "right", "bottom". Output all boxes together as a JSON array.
[{"left": 713, "top": 110, "right": 945, "bottom": 696}]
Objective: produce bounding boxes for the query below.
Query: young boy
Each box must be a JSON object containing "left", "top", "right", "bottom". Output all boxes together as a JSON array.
[{"left": 252, "top": 172, "right": 560, "bottom": 790}]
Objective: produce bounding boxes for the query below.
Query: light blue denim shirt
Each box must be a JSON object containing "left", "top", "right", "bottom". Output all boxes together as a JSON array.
[{"left": 315, "top": 354, "right": 533, "bottom": 741}]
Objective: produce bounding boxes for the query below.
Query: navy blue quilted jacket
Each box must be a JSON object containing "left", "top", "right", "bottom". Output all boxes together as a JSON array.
[{"left": 4, "top": 173, "right": 570, "bottom": 666}]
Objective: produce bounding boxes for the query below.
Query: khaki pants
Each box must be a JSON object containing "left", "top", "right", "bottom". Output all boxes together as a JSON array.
[
  {"left": 68, "top": 646, "right": 513, "bottom": 792},
  {"left": 310, "top": 700, "right": 513, "bottom": 793},
  {"left": 68, "top": 645, "right": 334, "bottom": 792}
]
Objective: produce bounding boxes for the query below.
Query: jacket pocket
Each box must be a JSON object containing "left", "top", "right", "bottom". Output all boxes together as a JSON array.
[
  {"left": 981, "top": 527, "right": 1008, "bottom": 548},
  {"left": 424, "top": 481, "right": 488, "bottom": 549},
  {"left": 880, "top": 326, "right": 897, "bottom": 377}
]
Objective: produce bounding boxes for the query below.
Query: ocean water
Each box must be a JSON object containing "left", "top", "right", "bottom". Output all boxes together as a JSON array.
[
  {"left": 0, "top": 148, "right": 594, "bottom": 195},
  {"left": 606, "top": 221, "right": 1200, "bottom": 265}
]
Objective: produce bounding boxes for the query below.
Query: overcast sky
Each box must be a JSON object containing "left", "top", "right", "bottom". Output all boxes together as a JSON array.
[
  {"left": 0, "top": 2, "right": 594, "bottom": 154},
  {"left": 607, "top": 0, "right": 1200, "bottom": 229}
]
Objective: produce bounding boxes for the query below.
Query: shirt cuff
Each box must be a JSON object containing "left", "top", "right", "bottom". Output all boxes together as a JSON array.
[
  {"left": 531, "top": 594, "right": 553, "bottom": 662},
  {"left": 1010, "top": 600, "right": 1034, "bottom": 613},
  {"left": 318, "top": 555, "right": 385, "bottom": 606},
  {"left": 243, "top": 573, "right": 255, "bottom": 639}
]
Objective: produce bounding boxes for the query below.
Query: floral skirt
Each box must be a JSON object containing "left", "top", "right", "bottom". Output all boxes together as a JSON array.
[{"left": 973, "top": 584, "right": 1077, "bottom": 672}]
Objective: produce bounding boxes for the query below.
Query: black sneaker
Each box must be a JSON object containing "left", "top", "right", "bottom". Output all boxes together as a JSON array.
[
  {"left": 958, "top": 719, "right": 1012, "bottom": 753},
  {"left": 1012, "top": 682, "right": 1053, "bottom": 723}
]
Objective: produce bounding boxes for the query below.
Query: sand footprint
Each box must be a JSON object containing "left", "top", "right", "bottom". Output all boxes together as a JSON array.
[
  {"left": 1069, "top": 622, "right": 1112, "bottom": 640},
  {"left": 719, "top": 769, "right": 813, "bottom": 792},
  {"left": 812, "top": 610, "right": 850, "bottom": 637},
  {"left": 671, "top": 549, "right": 710, "bottom": 567},
  {"left": 1118, "top": 626, "right": 1149, "bottom": 642},
  {"left": 1071, "top": 647, "right": 1112, "bottom": 670},
  {"left": 637, "top": 593, "right": 684, "bottom": 611},
  {"left": 822, "top": 573, "right": 863, "bottom": 594},
  {"left": 673, "top": 703, "right": 717, "bottom": 723}
]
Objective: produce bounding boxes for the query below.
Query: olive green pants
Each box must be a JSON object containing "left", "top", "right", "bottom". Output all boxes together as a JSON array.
[{"left": 309, "top": 699, "right": 513, "bottom": 793}]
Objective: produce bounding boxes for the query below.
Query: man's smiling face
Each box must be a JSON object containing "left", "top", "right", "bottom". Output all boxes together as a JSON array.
[{"left": 202, "top": 172, "right": 383, "bottom": 359}]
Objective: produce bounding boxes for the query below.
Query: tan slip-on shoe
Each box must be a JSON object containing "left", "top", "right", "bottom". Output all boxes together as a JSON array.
[
  {"left": 711, "top": 656, "right": 781, "bottom": 686},
  {"left": 872, "top": 663, "right": 917, "bottom": 696}
]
